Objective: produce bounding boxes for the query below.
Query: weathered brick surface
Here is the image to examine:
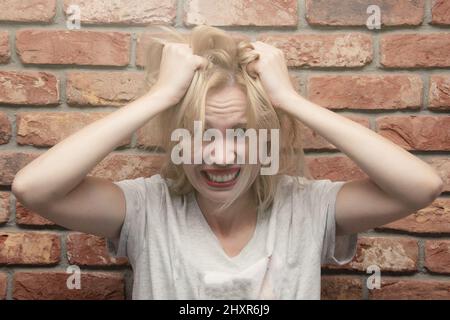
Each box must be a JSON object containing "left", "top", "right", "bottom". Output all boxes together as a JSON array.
[
  {"left": 16, "top": 112, "right": 131, "bottom": 147},
  {"left": 63, "top": 0, "right": 176, "bottom": 25},
  {"left": 321, "top": 276, "right": 362, "bottom": 300},
  {"left": 429, "top": 75, "right": 450, "bottom": 111},
  {"left": 0, "top": 32, "right": 10, "bottom": 64},
  {"left": 308, "top": 75, "right": 422, "bottom": 110},
  {"left": 258, "top": 33, "right": 373, "bottom": 68},
  {"left": 15, "top": 202, "right": 55, "bottom": 226},
  {"left": 0, "top": 0, "right": 56, "bottom": 23},
  {"left": 0, "top": 112, "right": 11, "bottom": 144},
  {"left": 13, "top": 271, "right": 124, "bottom": 300},
  {"left": 306, "top": 156, "right": 368, "bottom": 181},
  {"left": 323, "top": 237, "right": 418, "bottom": 273},
  {"left": 425, "top": 240, "right": 450, "bottom": 274},
  {"left": 0, "top": 192, "right": 10, "bottom": 225},
  {"left": 0, "top": 152, "right": 165, "bottom": 186},
  {"left": 381, "top": 34, "right": 450, "bottom": 68},
  {"left": 16, "top": 30, "right": 130, "bottom": 66},
  {"left": 0, "top": 232, "right": 60, "bottom": 265},
  {"left": 376, "top": 116, "right": 450, "bottom": 151},
  {"left": 184, "top": 0, "right": 298, "bottom": 27},
  {"left": 431, "top": 0, "right": 450, "bottom": 25},
  {"left": 0, "top": 273, "right": 6, "bottom": 300},
  {"left": 306, "top": 0, "right": 424, "bottom": 26},
  {"left": 66, "top": 233, "right": 128, "bottom": 266},
  {"left": 369, "top": 279, "right": 450, "bottom": 300},
  {"left": 66, "top": 72, "right": 146, "bottom": 107},
  {"left": 377, "top": 198, "right": 450, "bottom": 234},
  {"left": 0, "top": 71, "right": 59, "bottom": 106}
]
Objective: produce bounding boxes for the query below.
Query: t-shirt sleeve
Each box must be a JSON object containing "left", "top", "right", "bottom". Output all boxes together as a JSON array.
[
  {"left": 106, "top": 176, "right": 151, "bottom": 266},
  {"left": 307, "top": 178, "right": 358, "bottom": 265}
]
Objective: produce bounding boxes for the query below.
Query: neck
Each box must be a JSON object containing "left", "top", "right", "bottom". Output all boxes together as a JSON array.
[{"left": 195, "top": 190, "right": 258, "bottom": 237}]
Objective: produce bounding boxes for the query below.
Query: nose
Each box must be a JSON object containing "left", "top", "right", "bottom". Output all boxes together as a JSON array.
[{"left": 204, "top": 136, "right": 236, "bottom": 166}]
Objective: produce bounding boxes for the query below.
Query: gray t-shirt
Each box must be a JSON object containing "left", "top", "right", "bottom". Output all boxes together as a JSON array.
[{"left": 108, "top": 174, "right": 357, "bottom": 300}]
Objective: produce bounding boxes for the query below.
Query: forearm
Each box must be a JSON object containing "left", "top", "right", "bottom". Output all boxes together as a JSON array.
[
  {"left": 280, "top": 92, "right": 443, "bottom": 207},
  {"left": 12, "top": 89, "right": 173, "bottom": 204}
]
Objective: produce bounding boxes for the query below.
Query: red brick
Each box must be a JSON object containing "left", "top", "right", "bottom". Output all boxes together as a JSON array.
[
  {"left": 0, "top": 112, "right": 11, "bottom": 144},
  {"left": 0, "top": 272, "right": 6, "bottom": 300},
  {"left": 63, "top": 0, "right": 176, "bottom": 25},
  {"left": 431, "top": 0, "right": 450, "bottom": 25},
  {"left": 0, "top": 32, "right": 10, "bottom": 64},
  {"left": 377, "top": 198, "right": 450, "bottom": 234},
  {"left": 306, "top": 0, "right": 424, "bottom": 26},
  {"left": 376, "top": 116, "right": 450, "bottom": 151},
  {"left": 135, "top": 31, "right": 250, "bottom": 68},
  {"left": 16, "top": 112, "right": 131, "bottom": 148},
  {"left": 308, "top": 75, "right": 422, "bottom": 110},
  {"left": 66, "top": 72, "right": 146, "bottom": 107},
  {"left": 427, "top": 157, "right": 450, "bottom": 193},
  {"left": 299, "top": 117, "right": 369, "bottom": 151},
  {"left": 425, "top": 240, "right": 450, "bottom": 274},
  {"left": 184, "top": 0, "right": 298, "bottom": 27},
  {"left": 429, "top": 75, "right": 450, "bottom": 111},
  {"left": 0, "top": 151, "right": 165, "bottom": 186},
  {"left": 381, "top": 34, "right": 450, "bottom": 68},
  {"left": 0, "top": 192, "right": 10, "bottom": 225},
  {"left": 323, "top": 237, "right": 418, "bottom": 273},
  {"left": 0, "top": 0, "right": 56, "bottom": 23},
  {"left": 321, "top": 275, "right": 362, "bottom": 300},
  {"left": 90, "top": 153, "right": 166, "bottom": 181},
  {"left": 258, "top": 33, "right": 372, "bottom": 68},
  {"left": 16, "top": 30, "right": 130, "bottom": 66},
  {"left": 369, "top": 278, "right": 450, "bottom": 299},
  {"left": 306, "top": 155, "right": 368, "bottom": 181},
  {"left": 15, "top": 201, "right": 55, "bottom": 226},
  {"left": 13, "top": 271, "right": 124, "bottom": 300},
  {"left": 0, "top": 232, "right": 60, "bottom": 265},
  {"left": 0, "top": 71, "right": 59, "bottom": 106},
  {"left": 66, "top": 233, "right": 128, "bottom": 266},
  {"left": 0, "top": 152, "right": 36, "bottom": 186}
]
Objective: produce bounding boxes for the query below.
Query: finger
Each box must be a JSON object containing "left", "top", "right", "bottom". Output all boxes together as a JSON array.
[
  {"left": 246, "top": 59, "right": 258, "bottom": 79},
  {"left": 195, "top": 55, "right": 209, "bottom": 70}
]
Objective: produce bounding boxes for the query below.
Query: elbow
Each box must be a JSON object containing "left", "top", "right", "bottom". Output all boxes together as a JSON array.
[
  {"left": 11, "top": 176, "right": 28, "bottom": 201},
  {"left": 411, "top": 177, "right": 444, "bottom": 210},
  {"left": 11, "top": 176, "right": 44, "bottom": 208}
]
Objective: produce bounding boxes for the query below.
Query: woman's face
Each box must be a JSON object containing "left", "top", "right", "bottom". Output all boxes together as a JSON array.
[{"left": 182, "top": 85, "right": 261, "bottom": 204}]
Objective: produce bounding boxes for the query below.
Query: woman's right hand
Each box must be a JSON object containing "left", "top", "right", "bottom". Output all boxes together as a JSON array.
[{"left": 150, "top": 42, "right": 208, "bottom": 106}]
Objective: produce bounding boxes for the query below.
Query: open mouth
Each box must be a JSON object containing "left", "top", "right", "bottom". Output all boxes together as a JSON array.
[{"left": 200, "top": 168, "right": 241, "bottom": 188}]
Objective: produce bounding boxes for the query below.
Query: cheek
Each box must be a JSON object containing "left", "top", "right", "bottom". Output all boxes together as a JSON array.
[{"left": 182, "top": 165, "right": 197, "bottom": 180}]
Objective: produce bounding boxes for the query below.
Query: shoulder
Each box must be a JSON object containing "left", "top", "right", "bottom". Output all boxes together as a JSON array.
[{"left": 114, "top": 173, "right": 174, "bottom": 202}]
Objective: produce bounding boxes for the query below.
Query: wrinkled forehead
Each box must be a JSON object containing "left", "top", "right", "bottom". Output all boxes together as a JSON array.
[{"left": 204, "top": 87, "right": 248, "bottom": 128}]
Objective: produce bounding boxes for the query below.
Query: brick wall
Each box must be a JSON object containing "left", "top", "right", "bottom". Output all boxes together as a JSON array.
[{"left": 0, "top": 0, "right": 449, "bottom": 300}]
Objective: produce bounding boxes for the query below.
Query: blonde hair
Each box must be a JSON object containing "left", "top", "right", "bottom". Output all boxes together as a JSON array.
[{"left": 141, "top": 24, "right": 311, "bottom": 213}]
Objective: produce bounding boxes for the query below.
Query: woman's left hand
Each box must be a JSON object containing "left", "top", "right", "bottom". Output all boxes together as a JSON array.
[{"left": 246, "top": 41, "right": 298, "bottom": 109}]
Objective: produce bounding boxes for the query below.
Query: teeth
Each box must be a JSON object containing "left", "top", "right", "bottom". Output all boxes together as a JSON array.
[{"left": 205, "top": 171, "right": 239, "bottom": 183}]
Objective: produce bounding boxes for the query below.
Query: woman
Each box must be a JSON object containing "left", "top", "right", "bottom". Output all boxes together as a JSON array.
[{"left": 11, "top": 25, "right": 443, "bottom": 300}]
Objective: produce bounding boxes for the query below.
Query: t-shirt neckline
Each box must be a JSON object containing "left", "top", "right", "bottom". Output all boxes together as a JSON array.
[{"left": 190, "top": 192, "right": 264, "bottom": 264}]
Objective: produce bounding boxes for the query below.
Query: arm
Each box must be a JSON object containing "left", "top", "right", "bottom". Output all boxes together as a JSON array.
[
  {"left": 11, "top": 89, "right": 174, "bottom": 238},
  {"left": 246, "top": 40, "right": 443, "bottom": 236},
  {"left": 11, "top": 42, "right": 207, "bottom": 239},
  {"left": 280, "top": 92, "right": 444, "bottom": 235}
]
